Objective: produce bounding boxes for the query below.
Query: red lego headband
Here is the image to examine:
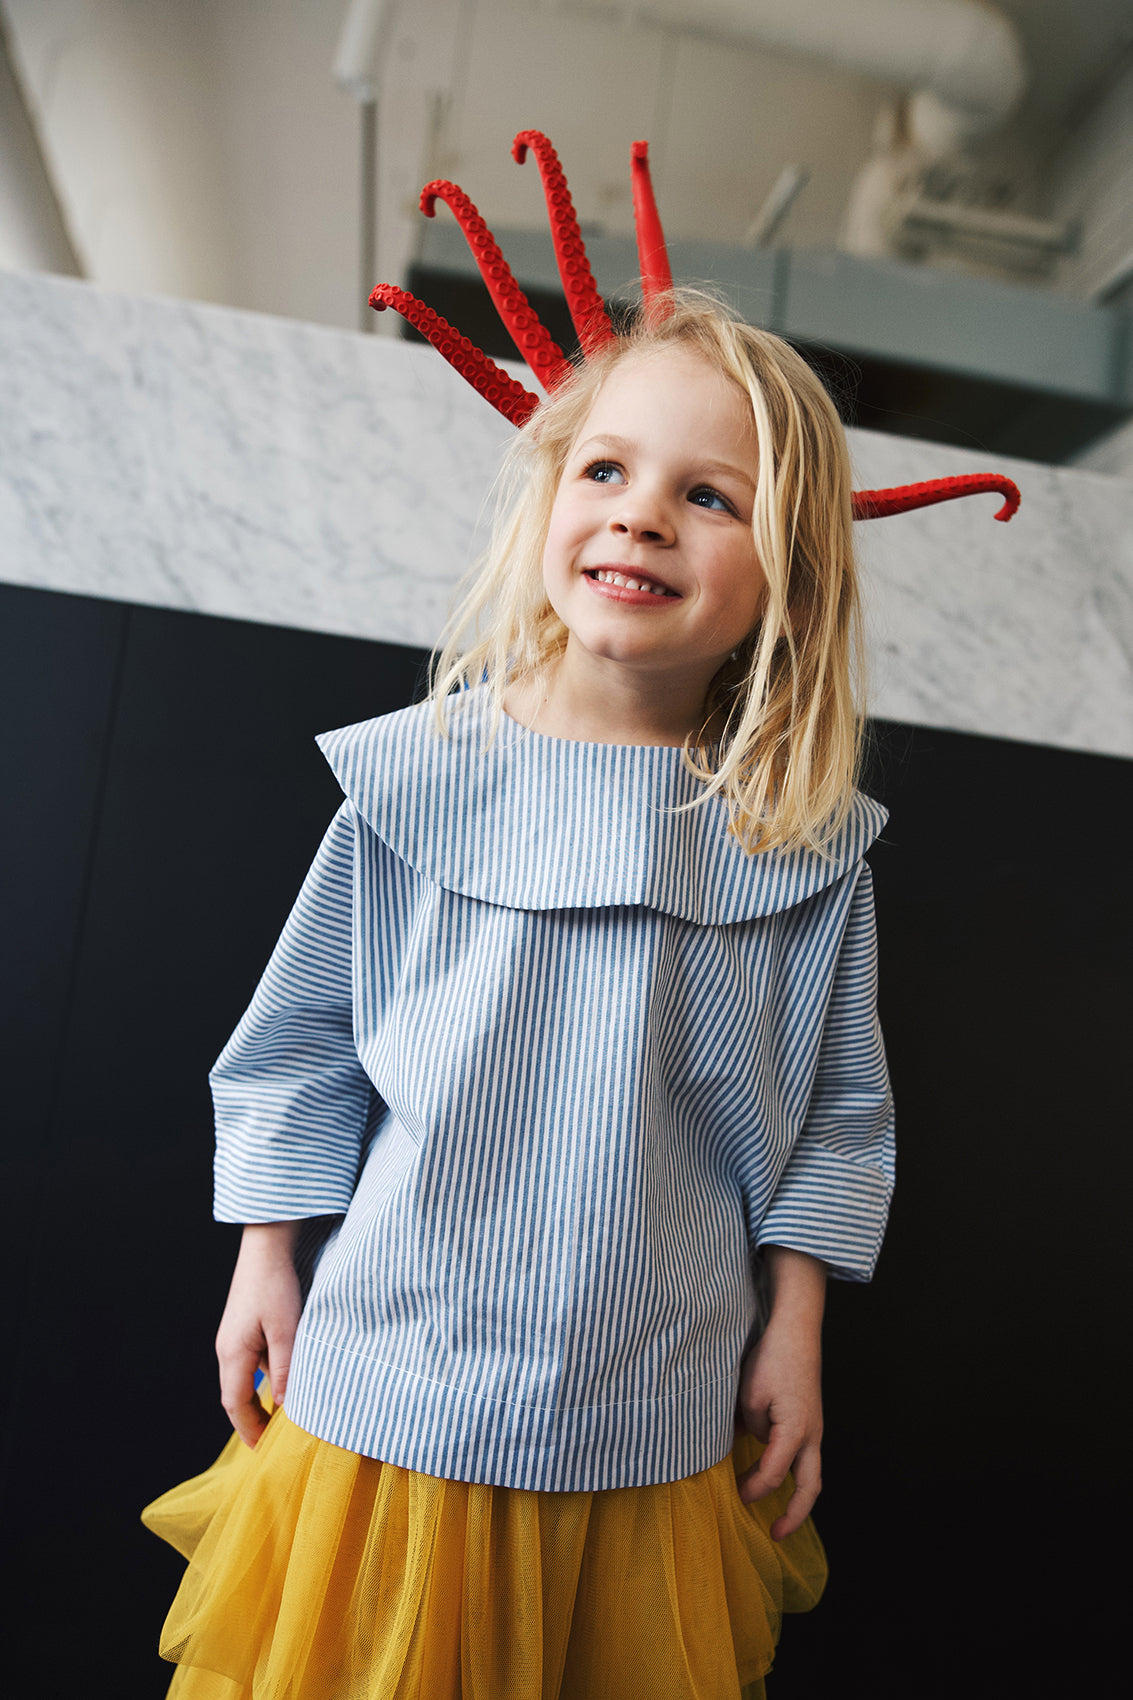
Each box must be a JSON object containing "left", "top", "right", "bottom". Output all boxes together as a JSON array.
[{"left": 371, "top": 131, "right": 1020, "bottom": 525}]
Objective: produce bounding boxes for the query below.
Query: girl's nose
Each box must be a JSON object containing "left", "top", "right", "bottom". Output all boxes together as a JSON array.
[{"left": 608, "top": 491, "right": 674, "bottom": 544}]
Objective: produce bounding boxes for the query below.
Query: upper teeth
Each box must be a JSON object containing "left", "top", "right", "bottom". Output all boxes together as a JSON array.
[{"left": 594, "top": 569, "right": 671, "bottom": 595}]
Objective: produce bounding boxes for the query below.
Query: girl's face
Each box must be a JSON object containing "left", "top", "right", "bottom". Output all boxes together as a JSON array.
[{"left": 542, "top": 346, "right": 765, "bottom": 696}]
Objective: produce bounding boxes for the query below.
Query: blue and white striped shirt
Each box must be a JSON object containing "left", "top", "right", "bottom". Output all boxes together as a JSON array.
[{"left": 212, "top": 693, "right": 894, "bottom": 1491}]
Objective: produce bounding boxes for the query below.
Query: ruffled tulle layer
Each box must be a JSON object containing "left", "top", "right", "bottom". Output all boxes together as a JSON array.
[{"left": 142, "top": 1409, "right": 826, "bottom": 1700}]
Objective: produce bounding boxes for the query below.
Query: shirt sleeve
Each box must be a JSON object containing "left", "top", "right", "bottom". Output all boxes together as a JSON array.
[
  {"left": 211, "top": 801, "right": 376, "bottom": 1223},
  {"left": 756, "top": 862, "right": 895, "bottom": 1282}
]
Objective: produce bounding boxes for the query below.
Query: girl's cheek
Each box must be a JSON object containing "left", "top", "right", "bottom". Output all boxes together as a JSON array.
[
  {"left": 540, "top": 537, "right": 570, "bottom": 616},
  {"left": 542, "top": 512, "right": 574, "bottom": 584}
]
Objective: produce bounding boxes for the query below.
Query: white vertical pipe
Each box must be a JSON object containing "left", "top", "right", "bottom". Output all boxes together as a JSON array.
[
  {"left": 334, "top": 0, "right": 397, "bottom": 101},
  {"left": 334, "top": 0, "right": 399, "bottom": 331}
]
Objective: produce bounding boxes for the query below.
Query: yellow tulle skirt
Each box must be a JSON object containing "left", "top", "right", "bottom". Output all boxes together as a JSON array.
[{"left": 142, "top": 1407, "right": 827, "bottom": 1700}]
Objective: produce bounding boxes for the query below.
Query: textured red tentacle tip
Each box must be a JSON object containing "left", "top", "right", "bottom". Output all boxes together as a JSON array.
[
  {"left": 851, "top": 473, "right": 1022, "bottom": 523},
  {"left": 947, "top": 474, "right": 1021, "bottom": 521},
  {"left": 993, "top": 482, "right": 1021, "bottom": 521}
]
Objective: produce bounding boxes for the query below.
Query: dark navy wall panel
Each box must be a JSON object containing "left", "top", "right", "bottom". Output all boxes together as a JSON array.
[
  {"left": 1, "top": 582, "right": 1128, "bottom": 1696},
  {"left": 0, "top": 586, "right": 427, "bottom": 1696},
  {"left": 0, "top": 585, "right": 126, "bottom": 1287},
  {"left": 790, "top": 722, "right": 1132, "bottom": 1696}
]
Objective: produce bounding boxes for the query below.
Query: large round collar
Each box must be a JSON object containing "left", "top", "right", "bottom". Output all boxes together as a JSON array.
[{"left": 317, "top": 692, "right": 886, "bottom": 924}]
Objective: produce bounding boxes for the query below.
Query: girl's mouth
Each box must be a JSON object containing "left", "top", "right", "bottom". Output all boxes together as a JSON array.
[{"left": 584, "top": 567, "right": 680, "bottom": 600}]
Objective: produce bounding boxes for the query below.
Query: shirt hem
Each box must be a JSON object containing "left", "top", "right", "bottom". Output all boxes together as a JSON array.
[{"left": 283, "top": 1331, "right": 740, "bottom": 1493}]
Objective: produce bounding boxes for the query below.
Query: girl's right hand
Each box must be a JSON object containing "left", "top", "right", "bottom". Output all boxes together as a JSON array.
[{"left": 215, "top": 1221, "right": 302, "bottom": 1448}]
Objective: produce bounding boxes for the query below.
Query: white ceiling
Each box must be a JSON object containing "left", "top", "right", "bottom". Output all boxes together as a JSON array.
[{"left": 4, "top": 0, "right": 1133, "bottom": 330}]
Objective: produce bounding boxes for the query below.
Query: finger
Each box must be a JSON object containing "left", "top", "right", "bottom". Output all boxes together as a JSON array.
[
  {"left": 265, "top": 1331, "right": 292, "bottom": 1409},
  {"left": 736, "top": 1423, "right": 803, "bottom": 1505},
  {"left": 770, "top": 1440, "right": 823, "bottom": 1539},
  {"left": 218, "top": 1344, "right": 270, "bottom": 1448},
  {"left": 232, "top": 1389, "right": 270, "bottom": 1449}
]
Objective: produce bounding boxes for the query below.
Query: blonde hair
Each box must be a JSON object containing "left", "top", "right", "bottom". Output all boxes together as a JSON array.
[{"left": 430, "top": 291, "right": 864, "bottom": 854}]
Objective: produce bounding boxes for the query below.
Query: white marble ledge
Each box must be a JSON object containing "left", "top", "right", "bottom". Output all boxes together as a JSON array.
[
  {"left": 2, "top": 269, "right": 1131, "bottom": 761},
  {"left": 0, "top": 270, "right": 514, "bottom": 653},
  {"left": 849, "top": 434, "right": 1133, "bottom": 761}
]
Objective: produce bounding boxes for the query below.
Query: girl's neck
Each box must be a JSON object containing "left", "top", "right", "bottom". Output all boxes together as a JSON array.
[{"left": 505, "top": 652, "right": 715, "bottom": 748}]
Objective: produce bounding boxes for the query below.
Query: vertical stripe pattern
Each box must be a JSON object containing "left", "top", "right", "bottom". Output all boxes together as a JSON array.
[{"left": 212, "top": 695, "right": 894, "bottom": 1491}]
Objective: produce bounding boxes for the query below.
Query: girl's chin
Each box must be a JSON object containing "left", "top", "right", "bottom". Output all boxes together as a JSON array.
[
  {"left": 566, "top": 636, "right": 676, "bottom": 667},
  {"left": 559, "top": 643, "right": 720, "bottom": 688}
]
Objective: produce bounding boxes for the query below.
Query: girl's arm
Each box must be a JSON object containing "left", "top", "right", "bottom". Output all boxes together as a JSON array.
[
  {"left": 735, "top": 866, "right": 891, "bottom": 1534},
  {"left": 754, "top": 866, "right": 894, "bottom": 1283},
  {"left": 216, "top": 1220, "right": 302, "bottom": 1448},
  {"left": 212, "top": 803, "right": 375, "bottom": 1228},
  {"left": 735, "top": 1245, "right": 826, "bottom": 1538},
  {"left": 209, "top": 804, "right": 376, "bottom": 1446}
]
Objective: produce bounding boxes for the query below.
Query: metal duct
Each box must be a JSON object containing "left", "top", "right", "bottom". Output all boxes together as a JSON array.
[{"left": 564, "top": 0, "right": 1026, "bottom": 152}]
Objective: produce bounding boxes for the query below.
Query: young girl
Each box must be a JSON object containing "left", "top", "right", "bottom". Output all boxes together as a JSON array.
[{"left": 143, "top": 143, "right": 903, "bottom": 1699}]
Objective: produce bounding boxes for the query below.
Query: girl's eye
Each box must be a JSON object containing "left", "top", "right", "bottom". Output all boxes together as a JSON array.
[
  {"left": 583, "top": 459, "right": 625, "bottom": 485},
  {"left": 689, "top": 485, "right": 734, "bottom": 514}
]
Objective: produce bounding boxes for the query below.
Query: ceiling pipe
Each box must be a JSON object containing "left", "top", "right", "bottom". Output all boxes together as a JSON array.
[
  {"left": 333, "top": 0, "right": 401, "bottom": 332},
  {"left": 900, "top": 197, "right": 1077, "bottom": 255},
  {"left": 562, "top": 0, "right": 1026, "bottom": 153},
  {"left": 0, "top": 16, "right": 83, "bottom": 277},
  {"left": 743, "top": 163, "right": 809, "bottom": 248},
  {"left": 334, "top": 0, "right": 398, "bottom": 102}
]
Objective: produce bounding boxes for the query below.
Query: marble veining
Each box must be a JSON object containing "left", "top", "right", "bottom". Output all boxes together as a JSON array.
[
  {"left": 850, "top": 433, "right": 1133, "bottom": 758},
  {"left": 0, "top": 271, "right": 513, "bottom": 651},
  {"left": 2, "top": 269, "right": 1131, "bottom": 760}
]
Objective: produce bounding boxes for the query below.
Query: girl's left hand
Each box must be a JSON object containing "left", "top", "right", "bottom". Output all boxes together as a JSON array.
[{"left": 734, "top": 1247, "right": 825, "bottom": 1539}]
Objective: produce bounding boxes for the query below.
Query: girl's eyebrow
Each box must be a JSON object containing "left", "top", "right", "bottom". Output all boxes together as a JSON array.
[
  {"left": 694, "top": 458, "right": 757, "bottom": 492},
  {"left": 575, "top": 433, "right": 633, "bottom": 458},
  {"left": 575, "top": 433, "right": 756, "bottom": 491}
]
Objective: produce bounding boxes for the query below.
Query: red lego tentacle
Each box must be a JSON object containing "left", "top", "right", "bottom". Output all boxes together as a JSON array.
[
  {"left": 512, "top": 129, "right": 615, "bottom": 358},
  {"left": 369, "top": 284, "right": 540, "bottom": 426},
  {"left": 420, "top": 180, "right": 574, "bottom": 393},
  {"left": 630, "top": 140, "right": 673, "bottom": 316},
  {"left": 852, "top": 474, "right": 1021, "bottom": 523}
]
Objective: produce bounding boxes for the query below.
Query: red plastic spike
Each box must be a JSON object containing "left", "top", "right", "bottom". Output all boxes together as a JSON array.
[
  {"left": 369, "top": 284, "right": 541, "bottom": 426},
  {"left": 630, "top": 140, "right": 673, "bottom": 315},
  {"left": 851, "top": 474, "right": 1021, "bottom": 523},
  {"left": 512, "top": 129, "right": 615, "bottom": 358},
  {"left": 420, "top": 180, "right": 574, "bottom": 394}
]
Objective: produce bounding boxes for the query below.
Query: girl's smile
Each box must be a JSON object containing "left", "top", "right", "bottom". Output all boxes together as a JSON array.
[
  {"left": 540, "top": 346, "right": 765, "bottom": 730},
  {"left": 585, "top": 565, "right": 680, "bottom": 601}
]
